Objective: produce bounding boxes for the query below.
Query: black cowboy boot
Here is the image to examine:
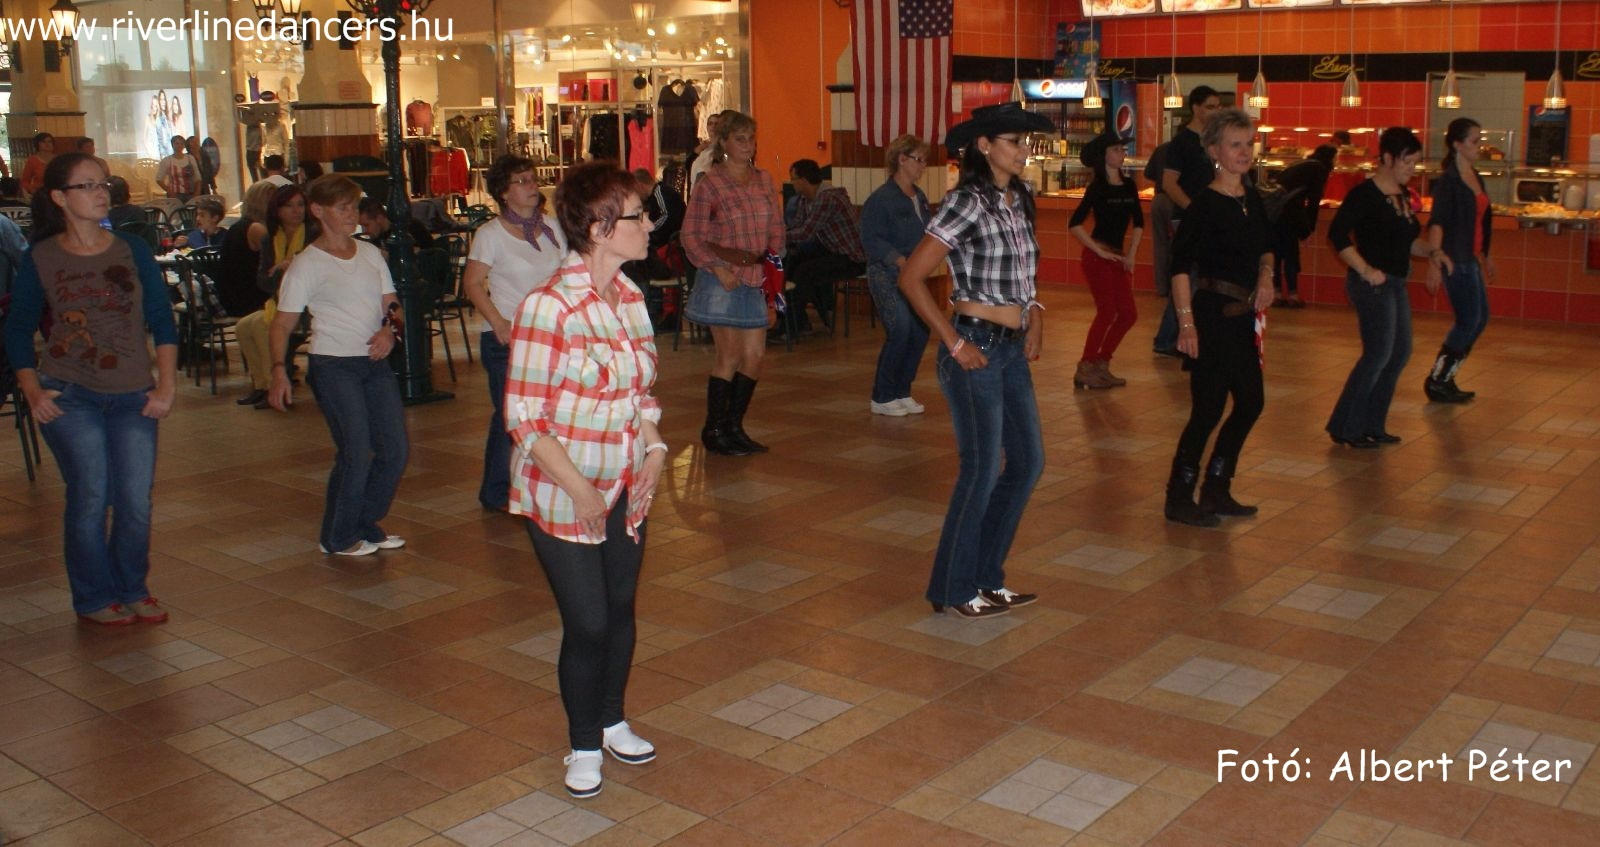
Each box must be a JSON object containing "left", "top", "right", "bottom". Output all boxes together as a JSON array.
[
  {"left": 1424, "top": 346, "right": 1472, "bottom": 403},
  {"left": 1165, "top": 458, "right": 1220, "bottom": 527},
  {"left": 701, "top": 377, "right": 750, "bottom": 456},
  {"left": 1199, "top": 455, "right": 1258, "bottom": 517},
  {"left": 726, "top": 372, "right": 768, "bottom": 453}
]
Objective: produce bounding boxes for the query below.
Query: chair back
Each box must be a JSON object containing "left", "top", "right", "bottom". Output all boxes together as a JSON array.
[
  {"left": 176, "top": 248, "right": 227, "bottom": 320},
  {"left": 173, "top": 203, "right": 199, "bottom": 231},
  {"left": 117, "top": 219, "right": 161, "bottom": 251},
  {"left": 415, "top": 248, "right": 453, "bottom": 309}
]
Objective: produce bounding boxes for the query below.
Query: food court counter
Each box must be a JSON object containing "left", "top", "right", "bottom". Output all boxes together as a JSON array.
[{"left": 1031, "top": 192, "right": 1600, "bottom": 326}]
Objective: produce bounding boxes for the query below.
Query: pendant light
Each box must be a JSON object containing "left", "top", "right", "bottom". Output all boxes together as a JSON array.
[
  {"left": 1340, "top": 3, "right": 1361, "bottom": 107},
  {"left": 1247, "top": 8, "right": 1269, "bottom": 108},
  {"left": 1009, "top": 0, "right": 1023, "bottom": 102},
  {"left": 1082, "top": 3, "right": 1103, "bottom": 110},
  {"left": 1162, "top": 7, "right": 1182, "bottom": 109},
  {"left": 1544, "top": 0, "right": 1568, "bottom": 108},
  {"left": 1438, "top": 0, "right": 1461, "bottom": 108}
]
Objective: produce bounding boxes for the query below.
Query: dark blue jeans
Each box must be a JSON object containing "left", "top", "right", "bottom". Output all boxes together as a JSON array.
[
  {"left": 867, "top": 266, "right": 929, "bottom": 404},
  {"left": 37, "top": 376, "right": 157, "bottom": 614},
  {"left": 926, "top": 323, "right": 1044, "bottom": 607},
  {"left": 1327, "top": 272, "right": 1412, "bottom": 441},
  {"left": 479, "top": 331, "right": 511, "bottom": 509},
  {"left": 307, "top": 355, "right": 409, "bottom": 552},
  {"left": 1442, "top": 259, "right": 1488, "bottom": 354},
  {"left": 36, "top": 375, "right": 158, "bottom": 615}
]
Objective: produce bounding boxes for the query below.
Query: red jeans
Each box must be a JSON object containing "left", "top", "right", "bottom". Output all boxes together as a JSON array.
[{"left": 1081, "top": 251, "right": 1137, "bottom": 362}]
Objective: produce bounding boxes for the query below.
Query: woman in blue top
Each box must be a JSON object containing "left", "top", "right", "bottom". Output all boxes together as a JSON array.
[
  {"left": 859, "top": 134, "right": 933, "bottom": 416},
  {"left": 898, "top": 103, "right": 1050, "bottom": 619},
  {"left": 4, "top": 152, "right": 180, "bottom": 626}
]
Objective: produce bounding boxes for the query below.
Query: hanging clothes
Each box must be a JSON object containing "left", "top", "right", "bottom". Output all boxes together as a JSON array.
[
  {"left": 446, "top": 115, "right": 476, "bottom": 156},
  {"left": 626, "top": 113, "right": 655, "bottom": 173},
  {"left": 695, "top": 78, "right": 725, "bottom": 145},
  {"left": 588, "top": 113, "right": 622, "bottom": 161},
  {"left": 404, "top": 139, "right": 431, "bottom": 196},
  {"left": 656, "top": 80, "right": 699, "bottom": 155},
  {"left": 406, "top": 100, "right": 434, "bottom": 137}
]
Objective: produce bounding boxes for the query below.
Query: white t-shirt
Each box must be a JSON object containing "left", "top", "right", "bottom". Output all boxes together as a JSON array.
[
  {"left": 468, "top": 216, "right": 567, "bottom": 320},
  {"left": 690, "top": 147, "right": 716, "bottom": 190},
  {"left": 156, "top": 154, "right": 199, "bottom": 196},
  {"left": 278, "top": 241, "right": 396, "bottom": 357}
]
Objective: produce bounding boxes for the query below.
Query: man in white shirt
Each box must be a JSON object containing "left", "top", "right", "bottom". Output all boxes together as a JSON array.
[
  {"left": 252, "top": 154, "right": 294, "bottom": 190},
  {"left": 155, "top": 136, "right": 199, "bottom": 201}
]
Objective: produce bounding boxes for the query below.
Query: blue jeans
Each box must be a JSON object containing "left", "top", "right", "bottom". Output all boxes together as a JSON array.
[
  {"left": 926, "top": 323, "right": 1044, "bottom": 606},
  {"left": 479, "top": 331, "right": 511, "bottom": 509},
  {"left": 867, "top": 266, "right": 929, "bottom": 404},
  {"left": 1442, "top": 259, "right": 1488, "bottom": 354},
  {"left": 1328, "top": 272, "right": 1412, "bottom": 440},
  {"left": 36, "top": 375, "right": 158, "bottom": 615},
  {"left": 307, "top": 355, "right": 409, "bottom": 551}
]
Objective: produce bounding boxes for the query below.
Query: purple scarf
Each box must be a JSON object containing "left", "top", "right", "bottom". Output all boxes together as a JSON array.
[{"left": 502, "top": 205, "right": 557, "bottom": 252}]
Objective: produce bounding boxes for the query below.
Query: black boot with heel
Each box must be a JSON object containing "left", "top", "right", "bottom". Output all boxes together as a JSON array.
[
  {"left": 1165, "top": 458, "right": 1220, "bottom": 527},
  {"left": 1424, "top": 346, "right": 1474, "bottom": 403},
  {"left": 701, "top": 377, "right": 751, "bottom": 456},
  {"left": 1198, "top": 455, "right": 1258, "bottom": 518}
]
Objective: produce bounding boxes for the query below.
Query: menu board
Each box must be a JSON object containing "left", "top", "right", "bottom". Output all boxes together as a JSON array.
[
  {"left": 1340, "top": 0, "right": 1428, "bottom": 5},
  {"left": 1080, "top": 0, "right": 1157, "bottom": 15},
  {"left": 1525, "top": 105, "right": 1570, "bottom": 166},
  {"left": 1161, "top": 0, "right": 1243, "bottom": 11},
  {"left": 1247, "top": 0, "right": 1331, "bottom": 7}
]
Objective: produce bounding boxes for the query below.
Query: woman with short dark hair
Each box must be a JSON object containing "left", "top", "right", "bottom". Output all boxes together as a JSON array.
[
  {"left": 5, "top": 152, "right": 179, "bottom": 625},
  {"left": 462, "top": 155, "right": 567, "bottom": 510},
  {"left": 1326, "top": 128, "right": 1451, "bottom": 447},
  {"left": 504, "top": 162, "right": 664, "bottom": 798}
]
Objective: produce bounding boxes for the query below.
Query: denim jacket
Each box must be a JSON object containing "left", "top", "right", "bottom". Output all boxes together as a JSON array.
[
  {"left": 859, "top": 179, "right": 931, "bottom": 274},
  {"left": 1429, "top": 165, "right": 1492, "bottom": 264}
]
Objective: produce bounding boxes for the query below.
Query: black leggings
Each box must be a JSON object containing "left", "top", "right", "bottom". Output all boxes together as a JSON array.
[
  {"left": 1175, "top": 292, "right": 1264, "bottom": 466},
  {"left": 525, "top": 494, "right": 645, "bottom": 750}
]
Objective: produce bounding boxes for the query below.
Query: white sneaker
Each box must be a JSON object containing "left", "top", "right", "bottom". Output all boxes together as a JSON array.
[
  {"left": 602, "top": 721, "right": 656, "bottom": 764},
  {"left": 373, "top": 535, "right": 406, "bottom": 550},
  {"left": 871, "top": 400, "right": 908, "bottom": 416},
  {"left": 318, "top": 540, "right": 379, "bottom": 556},
  {"left": 895, "top": 397, "right": 926, "bottom": 414},
  {"left": 563, "top": 749, "right": 603, "bottom": 798}
]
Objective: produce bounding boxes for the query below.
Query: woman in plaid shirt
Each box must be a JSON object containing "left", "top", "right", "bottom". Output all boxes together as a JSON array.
[
  {"left": 680, "top": 111, "right": 786, "bottom": 456},
  {"left": 504, "top": 162, "right": 666, "bottom": 799},
  {"left": 898, "top": 103, "right": 1050, "bottom": 620}
]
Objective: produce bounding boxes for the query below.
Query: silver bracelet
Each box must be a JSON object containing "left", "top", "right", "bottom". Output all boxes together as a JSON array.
[{"left": 643, "top": 442, "right": 669, "bottom": 455}]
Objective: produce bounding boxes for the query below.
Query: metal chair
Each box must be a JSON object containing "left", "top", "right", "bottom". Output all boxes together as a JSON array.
[
  {"left": 433, "top": 233, "right": 474, "bottom": 362},
  {"left": 834, "top": 276, "right": 875, "bottom": 338},
  {"left": 416, "top": 248, "right": 461, "bottom": 381},
  {"left": 175, "top": 248, "right": 237, "bottom": 394},
  {"left": 172, "top": 203, "right": 199, "bottom": 232}
]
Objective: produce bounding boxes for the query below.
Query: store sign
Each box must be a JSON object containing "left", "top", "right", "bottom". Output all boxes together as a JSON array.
[
  {"left": 1097, "top": 59, "right": 1133, "bottom": 79},
  {"left": 1311, "top": 56, "right": 1353, "bottom": 80},
  {"left": 1577, "top": 52, "right": 1600, "bottom": 81}
]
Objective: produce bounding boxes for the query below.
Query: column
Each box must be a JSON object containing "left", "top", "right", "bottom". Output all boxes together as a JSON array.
[
  {"left": 290, "top": 0, "right": 379, "bottom": 169},
  {"left": 5, "top": 0, "right": 87, "bottom": 166}
]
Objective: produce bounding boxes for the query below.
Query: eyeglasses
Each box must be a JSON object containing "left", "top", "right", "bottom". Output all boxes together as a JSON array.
[
  {"left": 63, "top": 181, "right": 114, "bottom": 193},
  {"left": 905, "top": 154, "right": 926, "bottom": 163},
  {"left": 616, "top": 210, "right": 652, "bottom": 223},
  {"left": 992, "top": 134, "right": 1028, "bottom": 147},
  {"left": 508, "top": 175, "right": 539, "bottom": 187}
]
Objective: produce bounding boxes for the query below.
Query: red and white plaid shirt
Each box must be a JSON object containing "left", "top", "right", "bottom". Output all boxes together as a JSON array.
[
  {"left": 505, "top": 253, "right": 661, "bottom": 542},
  {"left": 681, "top": 164, "right": 786, "bottom": 288}
]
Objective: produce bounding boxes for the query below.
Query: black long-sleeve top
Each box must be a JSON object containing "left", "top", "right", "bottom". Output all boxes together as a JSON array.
[
  {"left": 1327, "top": 179, "right": 1421, "bottom": 278},
  {"left": 1170, "top": 186, "right": 1272, "bottom": 287},
  {"left": 1069, "top": 178, "right": 1143, "bottom": 251}
]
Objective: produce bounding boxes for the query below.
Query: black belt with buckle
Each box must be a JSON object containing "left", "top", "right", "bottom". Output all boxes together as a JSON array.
[{"left": 954, "top": 313, "right": 1023, "bottom": 341}]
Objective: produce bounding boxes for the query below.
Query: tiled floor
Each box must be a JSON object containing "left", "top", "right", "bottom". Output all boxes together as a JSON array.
[{"left": 3, "top": 286, "right": 1599, "bottom": 845}]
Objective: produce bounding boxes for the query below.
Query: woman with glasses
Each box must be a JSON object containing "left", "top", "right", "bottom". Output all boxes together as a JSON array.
[
  {"left": 681, "top": 110, "right": 785, "bottom": 456},
  {"left": 860, "top": 134, "right": 933, "bottom": 417},
  {"left": 5, "top": 153, "right": 179, "bottom": 625},
  {"left": 462, "top": 156, "right": 567, "bottom": 511},
  {"left": 266, "top": 176, "right": 408, "bottom": 558},
  {"left": 1165, "top": 109, "right": 1274, "bottom": 527},
  {"left": 1326, "top": 127, "right": 1450, "bottom": 448},
  {"left": 898, "top": 103, "right": 1050, "bottom": 619},
  {"left": 504, "top": 162, "right": 665, "bottom": 799}
]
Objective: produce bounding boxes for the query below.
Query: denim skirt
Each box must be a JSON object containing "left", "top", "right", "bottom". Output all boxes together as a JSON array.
[{"left": 685, "top": 268, "right": 769, "bottom": 328}]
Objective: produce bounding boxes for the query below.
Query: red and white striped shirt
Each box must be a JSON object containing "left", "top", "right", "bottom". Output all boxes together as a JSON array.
[{"left": 506, "top": 254, "right": 661, "bottom": 543}]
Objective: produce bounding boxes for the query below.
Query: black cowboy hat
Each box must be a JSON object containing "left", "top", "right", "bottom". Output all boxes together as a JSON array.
[
  {"left": 1079, "top": 131, "right": 1133, "bottom": 170},
  {"left": 945, "top": 102, "right": 1055, "bottom": 156}
]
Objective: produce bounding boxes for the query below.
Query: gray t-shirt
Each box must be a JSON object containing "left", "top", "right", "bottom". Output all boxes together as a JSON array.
[{"left": 32, "top": 237, "right": 158, "bottom": 393}]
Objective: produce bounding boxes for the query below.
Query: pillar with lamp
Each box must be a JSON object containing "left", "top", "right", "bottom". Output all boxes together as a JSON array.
[
  {"left": 340, "top": 0, "right": 451, "bottom": 404},
  {"left": 49, "top": 0, "right": 79, "bottom": 57}
]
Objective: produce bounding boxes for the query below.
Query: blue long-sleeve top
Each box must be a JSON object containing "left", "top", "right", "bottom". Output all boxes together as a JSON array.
[
  {"left": 858, "top": 178, "right": 932, "bottom": 274},
  {"left": 5, "top": 231, "right": 179, "bottom": 394}
]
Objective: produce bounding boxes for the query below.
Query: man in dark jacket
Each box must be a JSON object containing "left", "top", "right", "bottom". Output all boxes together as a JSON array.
[{"left": 1270, "top": 144, "right": 1337, "bottom": 307}]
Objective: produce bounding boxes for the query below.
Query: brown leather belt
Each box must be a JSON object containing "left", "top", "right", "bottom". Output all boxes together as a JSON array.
[
  {"left": 710, "top": 244, "right": 764, "bottom": 266},
  {"left": 1196, "top": 277, "right": 1257, "bottom": 317}
]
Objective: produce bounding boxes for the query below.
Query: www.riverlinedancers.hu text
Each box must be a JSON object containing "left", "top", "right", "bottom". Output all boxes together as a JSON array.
[{"left": 33, "top": 10, "right": 453, "bottom": 44}]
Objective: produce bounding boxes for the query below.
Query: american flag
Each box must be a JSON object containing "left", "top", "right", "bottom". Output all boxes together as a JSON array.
[{"left": 852, "top": 0, "right": 953, "bottom": 147}]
